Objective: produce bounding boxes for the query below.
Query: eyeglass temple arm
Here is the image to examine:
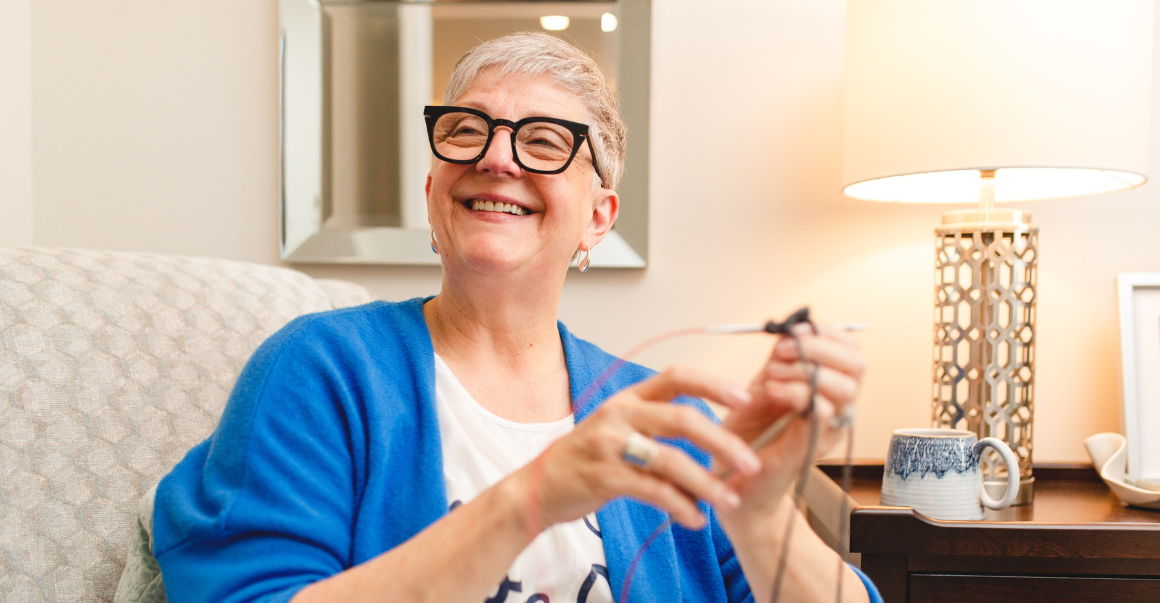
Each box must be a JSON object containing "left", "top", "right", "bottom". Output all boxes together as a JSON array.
[{"left": 584, "top": 135, "right": 606, "bottom": 187}]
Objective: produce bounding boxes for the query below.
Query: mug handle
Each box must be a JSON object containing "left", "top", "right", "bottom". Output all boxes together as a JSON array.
[{"left": 976, "top": 437, "right": 1020, "bottom": 510}]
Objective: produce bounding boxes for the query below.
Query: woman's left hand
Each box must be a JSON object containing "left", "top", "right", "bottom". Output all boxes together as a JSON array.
[{"left": 716, "top": 324, "right": 865, "bottom": 521}]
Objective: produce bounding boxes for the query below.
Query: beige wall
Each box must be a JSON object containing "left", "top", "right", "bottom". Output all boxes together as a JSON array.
[
  {"left": 25, "top": 1, "right": 282, "bottom": 262},
  {"left": 0, "top": 0, "right": 33, "bottom": 247},
  {"left": 7, "top": 0, "right": 1160, "bottom": 462}
]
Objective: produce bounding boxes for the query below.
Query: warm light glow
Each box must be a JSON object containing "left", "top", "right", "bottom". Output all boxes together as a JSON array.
[
  {"left": 841, "top": 1, "right": 1153, "bottom": 205},
  {"left": 540, "top": 16, "right": 570, "bottom": 31},
  {"left": 601, "top": 13, "right": 618, "bottom": 32},
  {"left": 844, "top": 168, "right": 1147, "bottom": 203}
]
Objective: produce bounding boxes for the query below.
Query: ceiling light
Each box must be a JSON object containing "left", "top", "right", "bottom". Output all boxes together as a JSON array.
[
  {"left": 601, "top": 13, "right": 618, "bottom": 32},
  {"left": 540, "top": 16, "right": 569, "bottom": 31}
]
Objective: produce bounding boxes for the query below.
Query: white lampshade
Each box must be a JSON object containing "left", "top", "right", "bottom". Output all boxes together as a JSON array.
[{"left": 842, "top": 0, "right": 1154, "bottom": 203}]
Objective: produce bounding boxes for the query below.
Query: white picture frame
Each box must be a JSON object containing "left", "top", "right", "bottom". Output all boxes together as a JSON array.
[{"left": 1117, "top": 273, "right": 1160, "bottom": 486}]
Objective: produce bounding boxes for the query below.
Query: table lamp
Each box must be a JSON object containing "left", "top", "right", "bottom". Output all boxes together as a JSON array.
[{"left": 842, "top": 0, "right": 1154, "bottom": 503}]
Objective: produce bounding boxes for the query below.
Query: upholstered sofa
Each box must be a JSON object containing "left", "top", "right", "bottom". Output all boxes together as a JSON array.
[{"left": 0, "top": 248, "right": 377, "bottom": 603}]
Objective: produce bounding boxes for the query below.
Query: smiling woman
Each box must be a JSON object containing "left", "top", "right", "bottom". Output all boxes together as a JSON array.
[{"left": 150, "top": 32, "right": 880, "bottom": 603}]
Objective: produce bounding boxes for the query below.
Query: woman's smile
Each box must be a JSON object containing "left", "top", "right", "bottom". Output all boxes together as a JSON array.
[
  {"left": 469, "top": 199, "right": 528, "bottom": 216},
  {"left": 456, "top": 192, "right": 536, "bottom": 218}
]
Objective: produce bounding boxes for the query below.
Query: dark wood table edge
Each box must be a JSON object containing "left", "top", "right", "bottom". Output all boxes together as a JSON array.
[
  {"left": 815, "top": 460, "right": 1160, "bottom": 559},
  {"left": 816, "top": 459, "right": 1100, "bottom": 482}
]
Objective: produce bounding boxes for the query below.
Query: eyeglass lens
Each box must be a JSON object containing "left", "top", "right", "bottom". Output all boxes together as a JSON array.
[{"left": 430, "top": 112, "right": 577, "bottom": 172}]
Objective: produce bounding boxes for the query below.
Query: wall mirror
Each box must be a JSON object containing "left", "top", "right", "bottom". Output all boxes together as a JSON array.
[{"left": 280, "top": 0, "right": 651, "bottom": 266}]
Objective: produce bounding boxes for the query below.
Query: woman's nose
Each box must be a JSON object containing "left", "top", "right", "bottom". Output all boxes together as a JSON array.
[{"left": 475, "top": 128, "right": 522, "bottom": 179}]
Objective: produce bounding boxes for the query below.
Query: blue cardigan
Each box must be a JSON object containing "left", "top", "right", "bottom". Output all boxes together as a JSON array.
[{"left": 153, "top": 298, "right": 880, "bottom": 603}]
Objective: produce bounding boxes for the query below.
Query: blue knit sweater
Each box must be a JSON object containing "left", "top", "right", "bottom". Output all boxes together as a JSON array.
[{"left": 153, "top": 298, "right": 881, "bottom": 603}]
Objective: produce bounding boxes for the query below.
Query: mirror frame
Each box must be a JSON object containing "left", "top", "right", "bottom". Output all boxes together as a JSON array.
[{"left": 279, "top": 0, "right": 651, "bottom": 267}]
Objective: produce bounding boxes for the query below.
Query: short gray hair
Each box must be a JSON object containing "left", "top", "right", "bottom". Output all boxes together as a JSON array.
[{"left": 444, "top": 32, "right": 627, "bottom": 190}]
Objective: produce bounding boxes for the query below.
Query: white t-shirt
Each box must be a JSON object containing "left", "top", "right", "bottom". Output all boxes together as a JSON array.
[{"left": 434, "top": 354, "right": 613, "bottom": 603}]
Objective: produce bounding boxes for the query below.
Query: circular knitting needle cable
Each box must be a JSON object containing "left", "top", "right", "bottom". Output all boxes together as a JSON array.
[{"left": 526, "top": 310, "right": 857, "bottom": 603}]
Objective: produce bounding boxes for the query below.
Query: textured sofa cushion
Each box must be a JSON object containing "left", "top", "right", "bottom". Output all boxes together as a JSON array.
[
  {"left": 0, "top": 248, "right": 375, "bottom": 603},
  {"left": 313, "top": 279, "right": 376, "bottom": 310}
]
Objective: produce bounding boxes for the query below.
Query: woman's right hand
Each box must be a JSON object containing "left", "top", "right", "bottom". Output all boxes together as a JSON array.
[{"left": 512, "top": 366, "right": 764, "bottom": 535}]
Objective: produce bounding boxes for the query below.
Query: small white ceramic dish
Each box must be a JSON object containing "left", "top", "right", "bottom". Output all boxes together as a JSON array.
[{"left": 1085, "top": 432, "right": 1160, "bottom": 509}]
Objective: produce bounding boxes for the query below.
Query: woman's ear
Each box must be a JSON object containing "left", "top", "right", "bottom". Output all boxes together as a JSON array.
[
  {"left": 585, "top": 187, "right": 619, "bottom": 248},
  {"left": 425, "top": 174, "right": 434, "bottom": 223}
]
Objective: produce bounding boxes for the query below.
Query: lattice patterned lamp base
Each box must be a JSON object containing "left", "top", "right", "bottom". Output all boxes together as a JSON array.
[{"left": 933, "top": 210, "right": 1037, "bottom": 505}]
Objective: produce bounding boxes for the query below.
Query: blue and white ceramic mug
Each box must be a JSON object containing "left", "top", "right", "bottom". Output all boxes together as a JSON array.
[{"left": 880, "top": 428, "right": 1020, "bottom": 520}]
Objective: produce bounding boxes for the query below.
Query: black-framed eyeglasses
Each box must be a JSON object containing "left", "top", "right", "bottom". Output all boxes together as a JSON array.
[{"left": 424, "top": 105, "right": 604, "bottom": 184}]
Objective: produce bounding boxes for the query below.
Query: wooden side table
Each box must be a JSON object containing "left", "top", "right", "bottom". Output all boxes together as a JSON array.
[{"left": 816, "top": 462, "right": 1160, "bottom": 603}]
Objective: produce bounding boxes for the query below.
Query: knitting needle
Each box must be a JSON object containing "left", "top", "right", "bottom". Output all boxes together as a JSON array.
[
  {"left": 708, "top": 321, "right": 867, "bottom": 479},
  {"left": 704, "top": 322, "right": 871, "bottom": 334}
]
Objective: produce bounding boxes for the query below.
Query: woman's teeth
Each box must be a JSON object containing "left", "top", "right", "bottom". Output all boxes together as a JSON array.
[{"left": 471, "top": 199, "right": 527, "bottom": 216}]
